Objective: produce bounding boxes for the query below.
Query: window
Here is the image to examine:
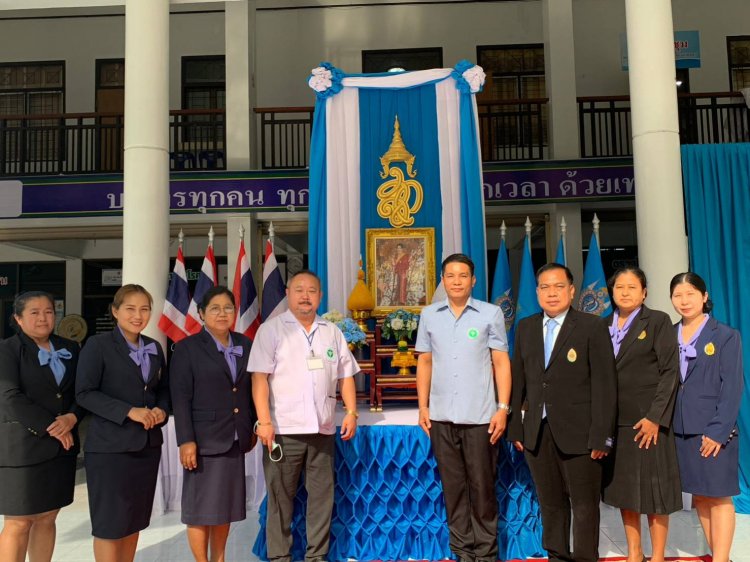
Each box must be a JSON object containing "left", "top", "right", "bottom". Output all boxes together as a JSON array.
[
  {"left": 727, "top": 36, "right": 750, "bottom": 91},
  {"left": 362, "top": 48, "right": 443, "bottom": 73},
  {"left": 181, "top": 56, "right": 225, "bottom": 145},
  {"left": 477, "top": 45, "right": 547, "bottom": 159},
  {"left": 0, "top": 61, "right": 65, "bottom": 162}
]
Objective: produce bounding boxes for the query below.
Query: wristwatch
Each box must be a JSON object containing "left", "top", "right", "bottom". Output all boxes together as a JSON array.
[{"left": 497, "top": 402, "right": 512, "bottom": 414}]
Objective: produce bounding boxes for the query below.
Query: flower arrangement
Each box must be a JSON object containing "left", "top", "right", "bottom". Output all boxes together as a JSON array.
[
  {"left": 451, "top": 59, "right": 486, "bottom": 94},
  {"left": 381, "top": 309, "right": 419, "bottom": 349},
  {"left": 307, "top": 62, "right": 344, "bottom": 100},
  {"left": 322, "top": 310, "right": 367, "bottom": 349}
]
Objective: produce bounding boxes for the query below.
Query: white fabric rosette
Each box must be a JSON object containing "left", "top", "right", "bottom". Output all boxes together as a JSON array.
[
  {"left": 308, "top": 66, "right": 333, "bottom": 93},
  {"left": 461, "top": 65, "right": 486, "bottom": 94}
]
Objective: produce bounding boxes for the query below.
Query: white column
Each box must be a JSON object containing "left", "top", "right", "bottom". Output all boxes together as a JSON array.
[
  {"left": 626, "top": 0, "right": 689, "bottom": 317},
  {"left": 542, "top": 0, "right": 580, "bottom": 160},
  {"left": 225, "top": 0, "right": 257, "bottom": 170},
  {"left": 65, "top": 259, "right": 83, "bottom": 315},
  {"left": 122, "top": 0, "right": 170, "bottom": 346}
]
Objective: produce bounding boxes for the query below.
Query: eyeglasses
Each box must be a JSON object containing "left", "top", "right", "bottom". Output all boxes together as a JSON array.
[{"left": 206, "top": 305, "right": 236, "bottom": 316}]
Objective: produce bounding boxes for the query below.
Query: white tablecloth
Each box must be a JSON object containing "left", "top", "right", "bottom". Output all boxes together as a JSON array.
[{"left": 153, "top": 417, "right": 266, "bottom": 515}]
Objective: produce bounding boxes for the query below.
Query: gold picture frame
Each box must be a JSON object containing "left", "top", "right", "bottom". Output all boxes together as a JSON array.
[{"left": 366, "top": 227, "right": 436, "bottom": 316}]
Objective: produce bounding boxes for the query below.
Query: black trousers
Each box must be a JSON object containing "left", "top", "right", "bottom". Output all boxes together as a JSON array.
[
  {"left": 430, "top": 421, "right": 499, "bottom": 562},
  {"left": 524, "top": 421, "right": 602, "bottom": 562}
]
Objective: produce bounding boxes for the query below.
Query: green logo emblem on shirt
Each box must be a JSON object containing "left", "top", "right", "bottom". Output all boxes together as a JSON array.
[
  {"left": 326, "top": 348, "right": 334, "bottom": 359},
  {"left": 468, "top": 328, "right": 479, "bottom": 339}
]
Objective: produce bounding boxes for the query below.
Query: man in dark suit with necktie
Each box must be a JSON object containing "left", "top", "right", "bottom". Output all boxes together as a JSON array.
[{"left": 507, "top": 263, "right": 617, "bottom": 562}]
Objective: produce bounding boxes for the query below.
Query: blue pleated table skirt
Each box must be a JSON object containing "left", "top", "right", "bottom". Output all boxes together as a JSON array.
[{"left": 252, "top": 425, "right": 544, "bottom": 561}]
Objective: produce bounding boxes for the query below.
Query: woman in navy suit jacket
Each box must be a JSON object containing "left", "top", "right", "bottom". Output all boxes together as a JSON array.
[
  {"left": 170, "top": 286, "right": 256, "bottom": 562},
  {"left": 670, "top": 272, "right": 743, "bottom": 562},
  {"left": 76, "top": 284, "right": 169, "bottom": 562},
  {"left": 0, "top": 291, "right": 83, "bottom": 562}
]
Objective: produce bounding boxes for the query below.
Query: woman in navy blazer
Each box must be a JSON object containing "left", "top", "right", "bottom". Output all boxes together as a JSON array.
[
  {"left": 0, "top": 291, "right": 83, "bottom": 562},
  {"left": 170, "top": 286, "right": 256, "bottom": 562},
  {"left": 670, "top": 272, "right": 743, "bottom": 562},
  {"left": 76, "top": 284, "right": 169, "bottom": 562}
]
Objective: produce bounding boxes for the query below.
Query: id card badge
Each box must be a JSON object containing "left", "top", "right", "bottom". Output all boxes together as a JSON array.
[{"left": 307, "top": 355, "right": 324, "bottom": 370}]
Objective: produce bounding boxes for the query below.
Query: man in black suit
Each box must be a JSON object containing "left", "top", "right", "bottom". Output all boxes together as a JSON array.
[{"left": 507, "top": 263, "right": 617, "bottom": 562}]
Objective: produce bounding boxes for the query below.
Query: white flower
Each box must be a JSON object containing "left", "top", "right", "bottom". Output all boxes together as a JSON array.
[
  {"left": 407, "top": 319, "right": 417, "bottom": 331},
  {"left": 308, "top": 66, "right": 333, "bottom": 92},
  {"left": 390, "top": 318, "right": 404, "bottom": 330},
  {"left": 462, "top": 65, "right": 486, "bottom": 93}
]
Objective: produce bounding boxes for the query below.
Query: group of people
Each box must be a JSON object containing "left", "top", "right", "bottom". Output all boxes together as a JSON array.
[
  {"left": 0, "top": 253, "right": 743, "bottom": 562},
  {"left": 0, "top": 270, "right": 357, "bottom": 562},
  {"left": 416, "top": 256, "right": 742, "bottom": 562}
]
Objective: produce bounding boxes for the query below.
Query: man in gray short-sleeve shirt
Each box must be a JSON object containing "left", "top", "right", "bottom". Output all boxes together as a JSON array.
[{"left": 416, "top": 253, "right": 511, "bottom": 562}]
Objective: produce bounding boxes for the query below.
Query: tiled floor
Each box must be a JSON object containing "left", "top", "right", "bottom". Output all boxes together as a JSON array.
[{"left": 41, "top": 474, "right": 750, "bottom": 561}]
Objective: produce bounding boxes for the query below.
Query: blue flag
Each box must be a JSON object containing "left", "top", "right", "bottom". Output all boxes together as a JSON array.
[
  {"left": 514, "top": 234, "right": 542, "bottom": 333},
  {"left": 578, "top": 233, "right": 612, "bottom": 317},
  {"left": 554, "top": 234, "right": 566, "bottom": 265},
  {"left": 491, "top": 238, "right": 515, "bottom": 349}
]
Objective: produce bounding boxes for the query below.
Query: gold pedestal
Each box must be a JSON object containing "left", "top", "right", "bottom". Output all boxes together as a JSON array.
[
  {"left": 391, "top": 348, "right": 417, "bottom": 376},
  {"left": 351, "top": 309, "right": 371, "bottom": 332}
]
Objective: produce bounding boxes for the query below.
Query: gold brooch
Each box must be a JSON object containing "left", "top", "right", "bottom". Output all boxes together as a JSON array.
[
  {"left": 704, "top": 342, "right": 715, "bottom": 356},
  {"left": 567, "top": 348, "right": 577, "bottom": 362},
  {"left": 637, "top": 330, "right": 647, "bottom": 340}
]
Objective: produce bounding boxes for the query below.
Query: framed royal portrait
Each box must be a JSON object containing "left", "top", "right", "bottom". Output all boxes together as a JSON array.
[{"left": 366, "top": 227, "right": 436, "bottom": 315}]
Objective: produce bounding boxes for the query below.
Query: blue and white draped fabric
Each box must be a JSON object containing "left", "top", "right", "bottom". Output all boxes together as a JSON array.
[
  {"left": 38, "top": 341, "right": 72, "bottom": 386},
  {"left": 308, "top": 61, "right": 489, "bottom": 312}
]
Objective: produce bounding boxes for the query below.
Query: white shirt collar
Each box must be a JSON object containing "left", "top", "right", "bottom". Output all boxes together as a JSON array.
[{"left": 543, "top": 308, "right": 569, "bottom": 327}]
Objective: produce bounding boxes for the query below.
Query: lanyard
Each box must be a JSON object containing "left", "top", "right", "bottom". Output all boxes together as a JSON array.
[{"left": 303, "top": 326, "right": 318, "bottom": 357}]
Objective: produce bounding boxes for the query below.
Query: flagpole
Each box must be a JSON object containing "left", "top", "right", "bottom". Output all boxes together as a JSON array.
[
  {"left": 178, "top": 228, "right": 184, "bottom": 249},
  {"left": 524, "top": 216, "right": 532, "bottom": 252},
  {"left": 560, "top": 217, "right": 567, "bottom": 265},
  {"left": 269, "top": 221, "right": 275, "bottom": 246},
  {"left": 592, "top": 213, "right": 600, "bottom": 246},
  {"left": 500, "top": 220, "right": 507, "bottom": 243},
  {"left": 208, "top": 225, "right": 215, "bottom": 247}
]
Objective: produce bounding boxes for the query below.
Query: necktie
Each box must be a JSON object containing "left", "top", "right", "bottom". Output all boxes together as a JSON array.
[
  {"left": 129, "top": 342, "right": 158, "bottom": 382},
  {"left": 544, "top": 318, "right": 558, "bottom": 368},
  {"left": 222, "top": 345, "right": 244, "bottom": 382},
  {"left": 38, "top": 347, "right": 73, "bottom": 386}
]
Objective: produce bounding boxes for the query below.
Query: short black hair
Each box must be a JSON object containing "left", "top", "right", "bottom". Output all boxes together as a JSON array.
[
  {"left": 11, "top": 291, "right": 55, "bottom": 332},
  {"left": 608, "top": 267, "right": 648, "bottom": 293},
  {"left": 199, "top": 285, "right": 235, "bottom": 312},
  {"left": 288, "top": 269, "right": 322, "bottom": 289},
  {"left": 670, "top": 272, "right": 713, "bottom": 313},
  {"left": 441, "top": 253, "right": 475, "bottom": 276},
  {"left": 536, "top": 262, "right": 574, "bottom": 284}
]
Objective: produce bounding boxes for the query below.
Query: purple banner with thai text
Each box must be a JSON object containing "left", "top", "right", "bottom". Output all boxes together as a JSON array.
[{"left": 2, "top": 161, "right": 634, "bottom": 219}]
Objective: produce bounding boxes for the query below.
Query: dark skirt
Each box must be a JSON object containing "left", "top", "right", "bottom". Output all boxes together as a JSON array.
[
  {"left": 181, "top": 440, "right": 246, "bottom": 526},
  {"left": 84, "top": 446, "right": 161, "bottom": 539},
  {"left": 602, "top": 424, "right": 682, "bottom": 514},
  {"left": 675, "top": 431, "right": 740, "bottom": 497},
  {"left": 0, "top": 454, "right": 76, "bottom": 516}
]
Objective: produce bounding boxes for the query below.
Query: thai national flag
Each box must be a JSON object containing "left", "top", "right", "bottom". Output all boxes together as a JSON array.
[
  {"left": 157, "top": 245, "right": 190, "bottom": 343},
  {"left": 232, "top": 239, "right": 261, "bottom": 340},
  {"left": 185, "top": 243, "right": 218, "bottom": 334},
  {"left": 261, "top": 239, "right": 287, "bottom": 321}
]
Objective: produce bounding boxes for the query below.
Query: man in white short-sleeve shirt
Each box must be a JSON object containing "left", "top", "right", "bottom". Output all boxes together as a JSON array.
[{"left": 249, "top": 270, "right": 359, "bottom": 562}]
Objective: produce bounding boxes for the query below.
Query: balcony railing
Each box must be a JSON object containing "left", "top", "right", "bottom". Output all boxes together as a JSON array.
[
  {"left": 0, "top": 108, "right": 226, "bottom": 176},
  {"left": 254, "top": 99, "right": 549, "bottom": 170},
  {"left": 254, "top": 106, "right": 314, "bottom": 170},
  {"left": 578, "top": 92, "right": 750, "bottom": 158}
]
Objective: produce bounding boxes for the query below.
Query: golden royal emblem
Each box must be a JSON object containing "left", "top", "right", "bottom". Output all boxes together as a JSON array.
[
  {"left": 704, "top": 342, "right": 716, "bottom": 356},
  {"left": 567, "top": 348, "right": 577, "bottom": 363},
  {"left": 376, "top": 115, "right": 424, "bottom": 228},
  {"left": 638, "top": 330, "right": 647, "bottom": 340}
]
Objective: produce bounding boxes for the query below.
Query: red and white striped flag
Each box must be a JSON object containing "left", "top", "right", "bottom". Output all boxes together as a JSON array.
[
  {"left": 157, "top": 244, "right": 190, "bottom": 343},
  {"left": 185, "top": 241, "right": 217, "bottom": 335},
  {"left": 232, "top": 239, "right": 261, "bottom": 340},
  {"left": 261, "top": 239, "right": 287, "bottom": 321}
]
